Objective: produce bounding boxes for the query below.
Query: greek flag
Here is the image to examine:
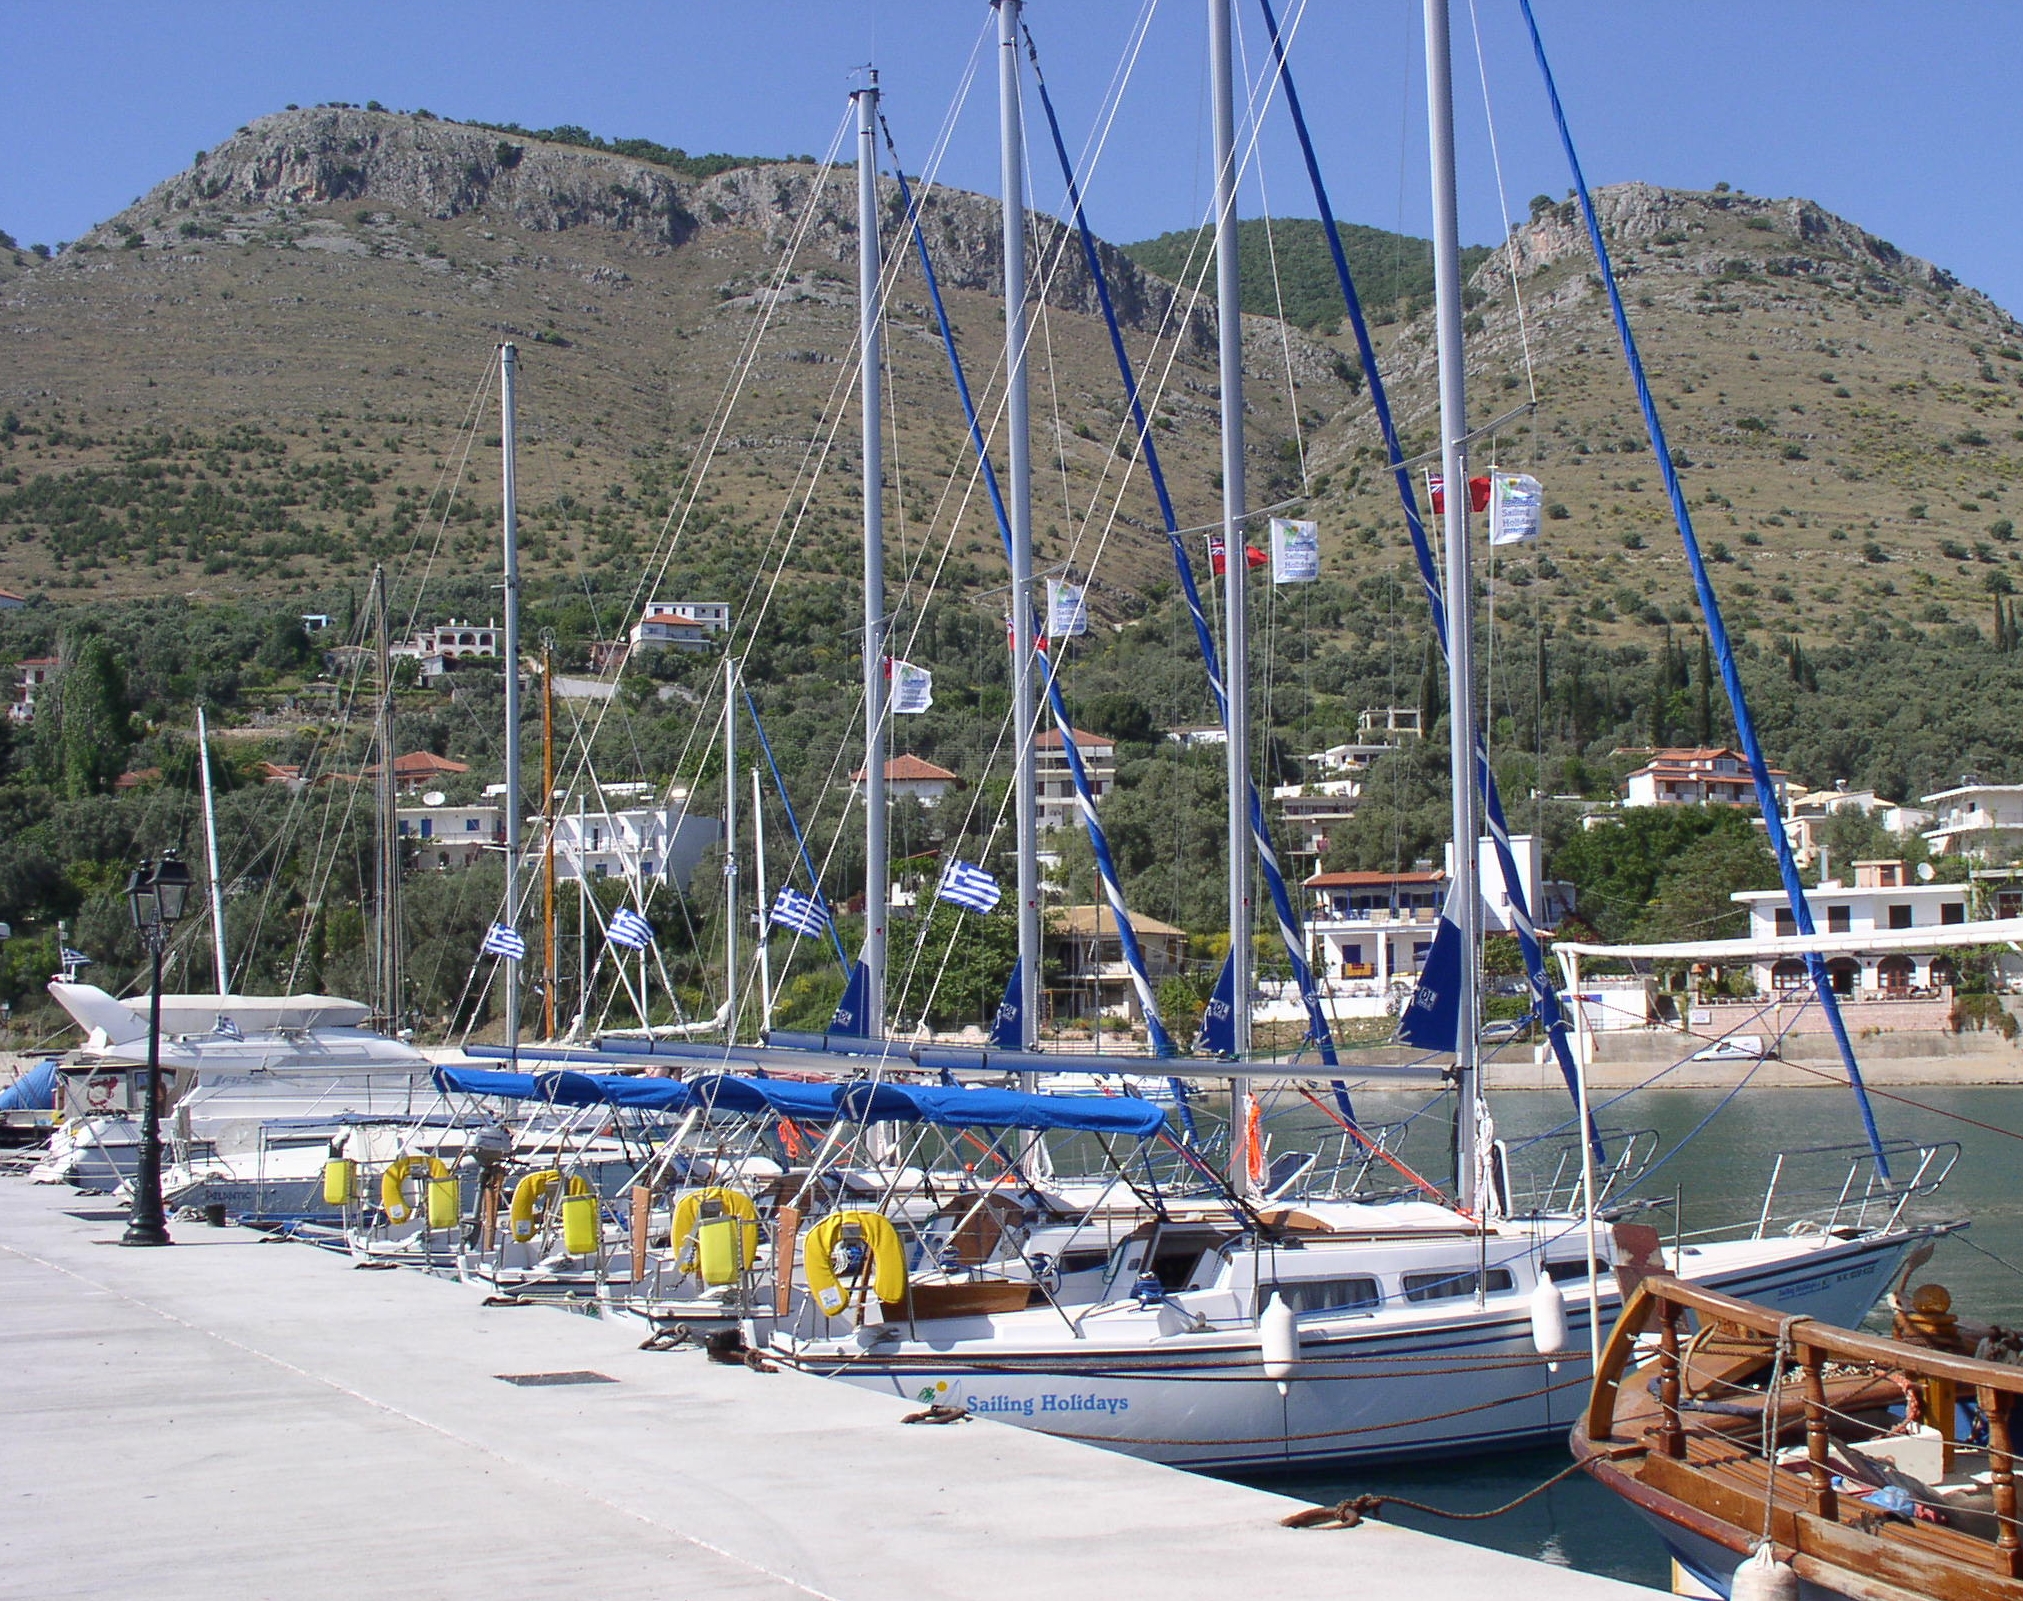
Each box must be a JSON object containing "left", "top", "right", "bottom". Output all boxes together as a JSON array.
[
  {"left": 768, "top": 886, "right": 829, "bottom": 938},
  {"left": 214, "top": 1015, "right": 243, "bottom": 1041},
  {"left": 61, "top": 947, "right": 92, "bottom": 968},
  {"left": 936, "top": 859, "right": 1002, "bottom": 915},
  {"left": 481, "top": 922, "right": 526, "bottom": 961},
  {"left": 607, "top": 907, "right": 655, "bottom": 950}
]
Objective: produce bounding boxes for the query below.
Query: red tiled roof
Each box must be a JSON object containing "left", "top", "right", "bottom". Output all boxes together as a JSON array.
[
  {"left": 114, "top": 767, "right": 163, "bottom": 791},
  {"left": 364, "top": 752, "right": 472, "bottom": 778},
  {"left": 1035, "top": 727, "right": 1112, "bottom": 750},
  {"left": 851, "top": 754, "right": 961, "bottom": 783},
  {"left": 1303, "top": 869, "right": 1446, "bottom": 888}
]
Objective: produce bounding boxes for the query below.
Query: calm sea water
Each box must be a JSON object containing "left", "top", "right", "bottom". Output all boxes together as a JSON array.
[{"left": 1227, "top": 1085, "right": 2023, "bottom": 1592}]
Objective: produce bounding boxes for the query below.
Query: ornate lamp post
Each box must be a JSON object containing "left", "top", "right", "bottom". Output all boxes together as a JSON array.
[{"left": 122, "top": 851, "right": 191, "bottom": 1248}]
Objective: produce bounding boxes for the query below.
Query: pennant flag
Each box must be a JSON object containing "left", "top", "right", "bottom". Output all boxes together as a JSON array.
[
  {"left": 828, "top": 958, "right": 872, "bottom": 1037},
  {"left": 768, "top": 886, "right": 829, "bottom": 939},
  {"left": 935, "top": 859, "right": 1003, "bottom": 915},
  {"left": 1269, "top": 517, "right": 1321, "bottom": 584},
  {"left": 1195, "top": 952, "right": 1238, "bottom": 1057},
  {"left": 1008, "top": 618, "right": 1049, "bottom": 655},
  {"left": 607, "top": 906, "right": 656, "bottom": 950},
  {"left": 887, "top": 658, "right": 934, "bottom": 714},
  {"left": 214, "top": 1015, "right": 243, "bottom": 1041},
  {"left": 1396, "top": 889, "right": 1465, "bottom": 1051},
  {"left": 1207, "top": 532, "right": 1268, "bottom": 576},
  {"left": 1487, "top": 472, "right": 1545, "bottom": 546},
  {"left": 481, "top": 922, "right": 526, "bottom": 961},
  {"left": 1046, "top": 580, "right": 1089, "bottom": 638},
  {"left": 60, "top": 947, "right": 93, "bottom": 968},
  {"left": 989, "top": 965, "right": 1024, "bottom": 1050},
  {"left": 1427, "top": 472, "right": 1493, "bottom": 515}
]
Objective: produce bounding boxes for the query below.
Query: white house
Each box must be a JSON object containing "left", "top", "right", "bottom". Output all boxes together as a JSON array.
[
  {"left": 397, "top": 803, "right": 503, "bottom": 870},
  {"left": 9, "top": 656, "right": 57, "bottom": 723},
  {"left": 1440, "top": 833, "right": 1576, "bottom": 933},
  {"left": 629, "top": 601, "right": 730, "bottom": 655},
  {"left": 851, "top": 754, "right": 962, "bottom": 807},
  {"left": 1731, "top": 859, "right": 1970, "bottom": 995},
  {"left": 1304, "top": 867, "right": 1446, "bottom": 997},
  {"left": 1165, "top": 725, "right": 1228, "bottom": 749},
  {"left": 1273, "top": 779, "right": 1361, "bottom": 860},
  {"left": 1920, "top": 780, "right": 2023, "bottom": 860},
  {"left": 1035, "top": 727, "right": 1115, "bottom": 834},
  {"left": 1622, "top": 746, "right": 1792, "bottom": 811},
  {"left": 1782, "top": 783, "right": 1933, "bottom": 868},
  {"left": 546, "top": 800, "right": 721, "bottom": 892}
]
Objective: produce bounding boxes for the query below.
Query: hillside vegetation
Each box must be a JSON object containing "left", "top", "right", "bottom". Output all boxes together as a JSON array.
[{"left": 5, "top": 110, "right": 2023, "bottom": 1039}]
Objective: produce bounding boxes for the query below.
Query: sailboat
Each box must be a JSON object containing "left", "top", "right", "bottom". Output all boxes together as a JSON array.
[{"left": 757, "top": 0, "right": 1955, "bottom": 1470}]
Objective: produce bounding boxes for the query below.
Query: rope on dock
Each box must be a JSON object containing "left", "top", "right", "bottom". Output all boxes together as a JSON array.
[{"left": 1280, "top": 1458, "right": 1590, "bottom": 1530}]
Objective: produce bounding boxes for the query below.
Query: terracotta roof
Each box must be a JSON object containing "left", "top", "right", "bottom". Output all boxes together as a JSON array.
[
  {"left": 16, "top": 656, "right": 58, "bottom": 667},
  {"left": 1048, "top": 905, "right": 1187, "bottom": 938},
  {"left": 364, "top": 752, "right": 472, "bottom": 778},
  {"left": 1303, "top": 869, "right": 1446, "bottom": 888},
  {"left": 113, "top": 767, "right": 163, "bottom": 791},
  {"left": 851, "top": 754, "right": 961, "bottom": 784},
  {"left": 1035, "top": 727, "right": 1113, "bottom": 750}
]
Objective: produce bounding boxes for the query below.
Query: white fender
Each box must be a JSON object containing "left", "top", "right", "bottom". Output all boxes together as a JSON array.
[
  {"left": 1259, "top": 1293, "right": 1300, "bottom": 1393},
  {"left": 1530, "top": 1272, "right": 1568, "bottom": 1356},
  {"left": 1730, "top": 1545, "right": 1799, "bottom": 1601}
]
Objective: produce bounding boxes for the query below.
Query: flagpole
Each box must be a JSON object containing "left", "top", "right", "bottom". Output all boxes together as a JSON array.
[
  {"left": 855, "top": 70, "right": 888, "bottom": 1039},
  {"left": 499, "top": 341, "right": 523, "bottom": 1063}
]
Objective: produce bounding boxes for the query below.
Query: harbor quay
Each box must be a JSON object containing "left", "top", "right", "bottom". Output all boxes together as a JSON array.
[{"left": 0, "top": 1181, "right": 1644, "bottom": 1600}]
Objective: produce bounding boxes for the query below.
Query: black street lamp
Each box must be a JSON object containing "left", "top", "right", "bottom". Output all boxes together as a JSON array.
[{"left": 122, "top": 851, "right": 191, "bottom": 1248}]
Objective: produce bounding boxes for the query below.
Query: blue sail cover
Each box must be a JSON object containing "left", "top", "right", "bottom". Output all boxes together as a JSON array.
[
  {"left": 435, "top": 1063, "right": 1166, "bottom": 1136},
  {"left": 0, "top": 1058, "right": 58, "bottom": 1111}
]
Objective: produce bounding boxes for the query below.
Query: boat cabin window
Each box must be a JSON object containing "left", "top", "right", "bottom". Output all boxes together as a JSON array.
[
  {"left": 1269, "top": 1277, "right": 1381, "bottom": 1315},
  {"left": 1055, "top": 1251, "right": 1109, "bottom": 1277},
  {"left": 1402, "top": 1266, "right": 1515, "bottom": 1303},
  {"left": 1543, "top": 1258, "right": 1606, "bottom": 1283}
]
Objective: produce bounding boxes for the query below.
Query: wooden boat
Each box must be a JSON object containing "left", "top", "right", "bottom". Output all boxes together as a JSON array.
[{"left": 1572, "top": 1267, "right": 2023, "bottom": 1600}]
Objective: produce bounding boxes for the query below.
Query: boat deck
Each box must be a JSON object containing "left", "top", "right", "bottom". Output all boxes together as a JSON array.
[{"left": 0, "top": 1179, "right": 1645, "bottom": 1600}]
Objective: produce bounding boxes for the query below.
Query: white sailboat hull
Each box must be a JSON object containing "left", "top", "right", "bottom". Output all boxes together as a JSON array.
[{"left": 774, "top": 1228, "right": 1924, "bottom": 1471}]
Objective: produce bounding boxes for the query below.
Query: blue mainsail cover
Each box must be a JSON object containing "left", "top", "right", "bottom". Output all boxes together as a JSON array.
[
  {"left": 0, "top": 1058, "right": 58, "bottom": 1111},
  {"left": 432, "top": 1064, "right": 1167, "bottom": 1136}
]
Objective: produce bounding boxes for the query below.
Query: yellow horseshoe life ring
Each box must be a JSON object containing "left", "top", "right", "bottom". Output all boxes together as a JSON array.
[
  {"left": 380, "top": 1155, "right": 456, "bottom": 1227},
  {"left": 508, "top": 1169, "right": 590, "bottom": 1244},
  {"left": 803, "top": 1209, "right": 907, "bottom": 1317},
  {"left": 671, "top": 1186, "right": 761, "bottom": 1282}
]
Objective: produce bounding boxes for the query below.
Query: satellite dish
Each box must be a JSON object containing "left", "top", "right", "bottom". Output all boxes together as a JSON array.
[
  {"left": 1917, "top": 861, "right": 1937, "bottom": 882},
  {"left": 422, "top": 790, "right": 447, "bottom": 807}
]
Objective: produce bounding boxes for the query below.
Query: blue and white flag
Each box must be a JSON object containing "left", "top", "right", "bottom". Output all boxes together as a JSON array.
[
  {"left": 481, "top": 922, "right": 526, "bottom": 961},
  {"left": 214, "top": 1015, "right": 243, "bottom": 1041},
  {"left": 1269, "top": 517, "right": 1321, "bottom": 584},
  {"left": 61, "top": 947, "right": 93, "bottom": 968},
  {"left": 888, "top": 658, "right": 934, "bottom": 715},
  {"left": 1046, "top": 580, "right": 1089, "bottom": 638},
  {"left": 1488, "top": 472, "right": 1545, "bottom": 547},
  {"left": 607, "top": 906, "right": 655, "bottom": 950},
  {"left": 768, "top": 886, "right": 829, "bottom": 938},
  {"left": 935, "top": 859, "right": 1003, "bottom": 915}
]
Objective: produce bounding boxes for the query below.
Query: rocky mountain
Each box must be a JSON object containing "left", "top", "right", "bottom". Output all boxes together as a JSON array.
[{"left": 0, "top": 106, "right": 1347, "bottom": 609}]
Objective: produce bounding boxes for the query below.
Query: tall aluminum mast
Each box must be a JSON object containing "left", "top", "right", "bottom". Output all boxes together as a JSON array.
[
  {"left": 723, "top": 654, "right": 740, "bottom": 1042},
  {"left": 370, "top": 564, "right": 401, "bottom": 1028},
  {"left": 499, "top": 342, "right": 524, "bottom": 1057},
  {"left": 1423, "top": 0, "right": 1485, "bottom": 1207},
  {"left": 999, "top": 0, "right": 1040, "bottom": 1049},
  {"left": 196, "top": 705, "right": 229, "bottom": 996},
  {"left": 854, "top": 74, "right": 888, "bottom": 1037}
]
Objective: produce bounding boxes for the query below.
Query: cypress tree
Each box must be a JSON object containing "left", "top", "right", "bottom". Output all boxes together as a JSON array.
[{"left": 1695, "top": 631, "right": 1714, "bottom": 744}]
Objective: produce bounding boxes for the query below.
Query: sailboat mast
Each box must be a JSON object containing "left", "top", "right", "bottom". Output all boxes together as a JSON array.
[
  {"left": 1423, "top": 0, "right": 1485, "bottom": 1207},
  {"left": 752, "top": 765, "right": 773, "bottom": 1033},
  {"left": 1000, "top": 0, "right": 1041, "bottom": 1051},
  {"left": 499, "top": 342, "right": 524, "bottom": 1057},
  {"left": 542, "top": 643, "right": 556, "bottom": 1042},
  {"left": 371, "top": 564, "right": 401, "bottom": 1027},
  {"left": 196, "top": 705, "right": 229, "bottom": 996},
  {"left": 723, "top": 655, "right": 740, "bottom": 1042},
  {"left": 855, "top": 74, "right": 888, "bottom": 1037},
  {"left": 1211, "top": 0, "right": 1254, "bottom": 1079}
]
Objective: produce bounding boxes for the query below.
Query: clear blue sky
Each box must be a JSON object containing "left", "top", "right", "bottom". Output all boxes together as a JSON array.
[{"left": 3, "top": 2, "right": 2018, "bottom": 316}]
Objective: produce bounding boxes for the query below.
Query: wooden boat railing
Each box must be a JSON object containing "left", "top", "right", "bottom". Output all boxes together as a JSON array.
[{"left": 1589, "top": 1274, "right": 2023, "bottom": 1585}]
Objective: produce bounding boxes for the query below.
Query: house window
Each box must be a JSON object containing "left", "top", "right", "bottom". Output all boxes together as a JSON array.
[
  {"left": 419, "top": 819, "right": 433, "bottom": 838},
  {"left": 1941, "top": 902, "right": 1965, "bottom": 925},
  {"left": 465, "top": 818, "right": 481, "bottom": 832},
  {"left": 1774, "top": 909, "right": 1797, "bottom": 936},
  {"left": 1887, "top": 904, "right": 1913, "bottom": 930},
  {"left": 1827, "top": 906, "right": 1851, "bottom": 933},
  {"left": 593, "top": 863, "right": 608, "bottom": 879}
]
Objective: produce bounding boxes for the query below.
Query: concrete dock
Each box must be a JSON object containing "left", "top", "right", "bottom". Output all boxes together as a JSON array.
[{"left": 0, "top": 1180, "right": 1646, "bottom": 1600}]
